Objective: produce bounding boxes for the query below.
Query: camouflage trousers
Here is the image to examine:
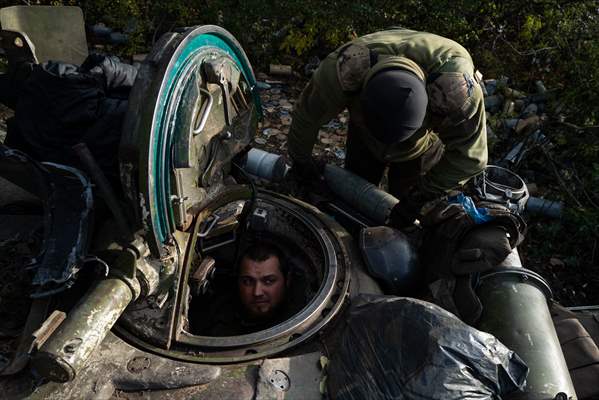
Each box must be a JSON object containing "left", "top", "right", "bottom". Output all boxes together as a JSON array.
[{"left": 344, "top": 120, "right": 444, "bottom": 199}]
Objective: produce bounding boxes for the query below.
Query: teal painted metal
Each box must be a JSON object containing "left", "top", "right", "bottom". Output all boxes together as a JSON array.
[{"left": 149, "top": 31, "right": 261, "bottom": 244}]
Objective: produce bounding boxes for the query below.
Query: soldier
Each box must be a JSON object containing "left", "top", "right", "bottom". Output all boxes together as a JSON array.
[
  {"left": 288, "top": 29, "right": 487, "bottom": 226},
  {"left": 193, "top": 242, "right": 294, "bottom": 336},
  {"left": 237, "top": 242, "right": 288, "bottom": 321}
]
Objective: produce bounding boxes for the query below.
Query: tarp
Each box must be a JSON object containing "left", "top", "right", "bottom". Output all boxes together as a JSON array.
[
  {"left": 328, "top": 295, "right": 528, "bottom": 400},
  {"left": 4, "top": 55, "right": 137, "bottom": 184}
]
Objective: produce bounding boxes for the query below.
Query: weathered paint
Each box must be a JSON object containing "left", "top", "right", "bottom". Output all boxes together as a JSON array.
[
  {"left": 32, "top": 278, "right": 134, "bottom": 382},
  {"left": 477, "top": 249, "right": 577, "bottom": 399}
]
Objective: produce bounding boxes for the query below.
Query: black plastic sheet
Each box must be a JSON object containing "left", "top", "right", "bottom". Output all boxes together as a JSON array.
[
  {"left": 4, "top": 55, "right": 137, "bottom": 184},
  {"left": 328, "top": 295, "right": 528, "bottom": 400}
]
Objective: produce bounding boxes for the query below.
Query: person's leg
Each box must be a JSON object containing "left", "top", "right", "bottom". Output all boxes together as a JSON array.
[
  {"left": 388, "top": 158, "right": 421, "bottom": 199},
  {"left": 388, "top": 138, "right": 445, "bottom": 198},
  {"left": 0, "top": 73, "right": 16, "bottom": 109},
  {"left": 344, "top": 121, "right": 386, "bottom": 185}
]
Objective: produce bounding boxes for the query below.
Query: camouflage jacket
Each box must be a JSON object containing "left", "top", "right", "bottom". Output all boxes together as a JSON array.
[{"left": 288, "top": 29, "right": 488, "bottom": 195}]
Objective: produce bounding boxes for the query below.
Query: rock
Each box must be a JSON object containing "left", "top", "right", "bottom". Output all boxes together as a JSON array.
[
  {"left": 502, "top": 87, "right": 527, "bottom": 100},
  {"left": 526, "top": 183, "right": 539, "bottom": 195},
  {"left": 269, "top": 64, "right": 293, "bottom": 76},
  {"left": 484, "top": 95, "right": 504, "bottom": 112},
  {"left": 486, "top": 124, "right": 497, "bottom": 141},
  {"left": 262, "top": 128, "right": 281, "bottom": 137},
  {"left": 0, "top": 120, "right": 6, "bottom": 143},
  {"left": 549, "top": 257, "right": 565, "bottom": 268},
  {"left": 280, "top": 115, "right": 292, "bottom": 125},
  {"left": 502, "top": 100, "right": 515, "bottom": 115},
  {"left": 333, "top": 148, "right": 346, "bottom": 160},
  {"left": 254, "top": 137, "right": 267, "bottom": 145},
  {"left": 535, "top": 80, "right": 547, "bottom": 94},
  {"left": 484, "top": 79, "right": 497, "bottom": 96},
  {"left": 521, "top": 103, "right": 538, "bottom": 118},
  {"left": 515, "top": 115, "right": 540, "bottom": 134},
  {"left": 504, "top": 118, "right": 520, "bottom": 130},
  {"left": 132, "top": 54, "right": 147, "bottom": 62}
]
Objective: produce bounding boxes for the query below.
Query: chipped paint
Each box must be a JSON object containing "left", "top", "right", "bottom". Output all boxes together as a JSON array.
[
  {"left": 139, "top": 194, "right": 151, "bottom": 233},
  {"left": 525, "top": 333, "right": 534, "bottom": 347}
]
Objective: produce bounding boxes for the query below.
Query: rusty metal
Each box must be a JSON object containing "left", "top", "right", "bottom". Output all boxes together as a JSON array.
[
  {"left": 31, "top": 310, "right": 67, "bottom": 351},
  {"left": 115, "top": 189, "right": 351, "bottom": 363},
  {"left": 32, "top": 278, "right": 134, "bottom": 382}
]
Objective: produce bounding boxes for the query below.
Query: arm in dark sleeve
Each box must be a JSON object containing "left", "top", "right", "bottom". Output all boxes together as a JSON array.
[
  {"left": 288, "top": 54, "right": 348, "bottom": 165},
  {"left": 421, "top": 84, "right": 488, "bottom": 195}
]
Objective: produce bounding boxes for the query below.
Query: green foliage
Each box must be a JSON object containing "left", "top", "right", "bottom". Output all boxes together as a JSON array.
[
  {"left": 2, "top": 0, "right": 596, "bottom": 117},
  {"left": 521, "top": 14, "right": 543, "bottom": 42}
]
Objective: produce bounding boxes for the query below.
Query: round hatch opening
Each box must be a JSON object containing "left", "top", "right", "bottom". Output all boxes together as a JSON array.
[{"left": 118, "top": 190, "right": 350, "bottom": 363}]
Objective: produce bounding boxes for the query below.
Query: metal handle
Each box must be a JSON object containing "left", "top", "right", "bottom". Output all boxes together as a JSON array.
[{"left": 193, "top": 87, "right": 213, "bottom": 135}]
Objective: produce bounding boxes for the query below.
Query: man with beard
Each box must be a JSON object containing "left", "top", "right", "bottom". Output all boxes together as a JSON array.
[{"left": 197, "top": 243, "right": 293, "bottom": 336}]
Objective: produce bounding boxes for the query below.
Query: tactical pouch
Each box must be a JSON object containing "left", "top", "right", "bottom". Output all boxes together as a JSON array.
[{"left": 421, "top": 200, "right": 526, "bottom": 324}]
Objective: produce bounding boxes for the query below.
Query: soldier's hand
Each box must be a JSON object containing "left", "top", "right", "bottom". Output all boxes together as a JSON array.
[
  {"left": 284, "top": 157, "right": 327, "bottom": 198},
  {"left": 388, "top": 200, "right": 421, "bottom": 229},
  {"left": 289, "top": 157, "right": 326, "bottom": 183}
]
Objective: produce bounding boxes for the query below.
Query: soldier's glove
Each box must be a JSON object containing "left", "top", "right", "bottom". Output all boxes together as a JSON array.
[
  {"left": 452, "top": 224, "right": 513, "bottom": 275},
  {"left": 388, "top": 199, "right": 421, "bottom": 229},
  {"left": 284, "top": 157, "right": 327, "bottom": 197},
  {"left": 389, "top": 186, "right": 443, "bottom": 229}
]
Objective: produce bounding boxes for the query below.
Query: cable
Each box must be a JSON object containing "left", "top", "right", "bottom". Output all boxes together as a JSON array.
[{"left": 231, "top": 161, "right": 257, "bottom": 267}]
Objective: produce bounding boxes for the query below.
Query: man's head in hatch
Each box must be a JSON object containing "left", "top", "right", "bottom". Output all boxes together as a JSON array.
[{"left": 238, "top": 243, "right": 288, "bottom": 321}]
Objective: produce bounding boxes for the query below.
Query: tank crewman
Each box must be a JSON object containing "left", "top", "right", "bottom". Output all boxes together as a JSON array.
[
  {"left": 288, "top": 29, "right": 488, "bottom": 226},
  {"left": 196, "top": 242, "right": 295, "bottom": 336}
]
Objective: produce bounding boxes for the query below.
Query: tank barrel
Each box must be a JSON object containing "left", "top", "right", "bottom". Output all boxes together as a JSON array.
[
  {"left": 476, "top": 248, "right": 577, "bottom": 399},
  {"left": 323, "top": 165, "right": 399, "bottom": 225},
  {"left": 31, "top": 278, "right": 134, "bottom": 382}
]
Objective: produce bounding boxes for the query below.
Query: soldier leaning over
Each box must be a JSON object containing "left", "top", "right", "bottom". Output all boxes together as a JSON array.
[{"left": 288, "top": 29, "right": 487, "bottom": 226}]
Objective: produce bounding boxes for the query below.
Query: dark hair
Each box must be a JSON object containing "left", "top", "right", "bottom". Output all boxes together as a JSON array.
[{"left": 240, "top": 242, "right": 288, "bottom": 277}]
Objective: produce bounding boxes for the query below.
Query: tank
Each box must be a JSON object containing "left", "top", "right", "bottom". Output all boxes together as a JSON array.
[{"left": 0, "top": 12, "right": 589, "bottom": 400}]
